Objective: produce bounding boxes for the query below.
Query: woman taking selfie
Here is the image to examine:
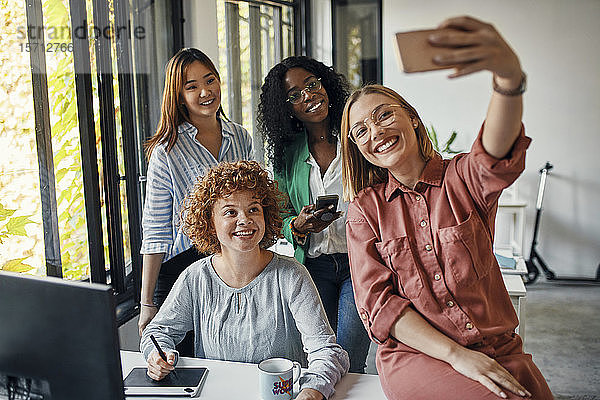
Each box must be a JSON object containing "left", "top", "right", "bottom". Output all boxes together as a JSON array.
[
  {"left": 139, "top": 48, "right": 253, "bottom": 346},
  {"left": 341, "top": 16, "right": 552, "bottom": 400},
  {"left": 141, "top": 161, "right": 349, "bottom": 400},
  {"left": 257, "top": 56, "right": 371, "bottom": 373}
]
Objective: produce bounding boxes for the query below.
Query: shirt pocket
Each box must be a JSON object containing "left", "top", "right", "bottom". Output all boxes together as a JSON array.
[
  {"left": 437, "top": 211, "right": 495, "bottom": 288},
  {"left": 375, "top": 236, "right": 423, "bottom": 299}
]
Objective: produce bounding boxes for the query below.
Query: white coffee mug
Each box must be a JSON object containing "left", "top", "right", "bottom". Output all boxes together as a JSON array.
[{"left": 258, "top": 357, "right": 301, "bottom": 400}]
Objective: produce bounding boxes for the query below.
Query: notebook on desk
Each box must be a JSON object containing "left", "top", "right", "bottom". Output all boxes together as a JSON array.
[{"left": 123, "top": 367, "right": 208, "bottom": 396}]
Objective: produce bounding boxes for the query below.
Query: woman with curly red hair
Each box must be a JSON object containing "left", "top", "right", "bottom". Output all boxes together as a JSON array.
[{"left": 140, "top": 161, "right": 349, "bottom": 400}]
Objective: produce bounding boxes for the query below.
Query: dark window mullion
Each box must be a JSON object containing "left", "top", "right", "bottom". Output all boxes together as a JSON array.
[
  {"left": 171, "top": 0, "right": 184, "bottom": 51},
  {"left": 249, "top": 4, "right": 263, "bottom": 164},
  {"left": 273, "top": 5, "right": 282, "bottom": 62},
  {"left": 26, "top": 0, "right": 62, "bottom": 278},
  {"left": 225, "top": 1, "right": 243, "bottom": 123},
  {"left": 114, "top": 0, "right": 143, "bottom": 304},
  {"left": 91, "top": 0, "right": 126, "bottom": 292},
  {"left": 68, "top": 0, "right": 106, "bottom": 284},
  {"left": 294, "top": 0, "right": 309, "bottom": 56}
]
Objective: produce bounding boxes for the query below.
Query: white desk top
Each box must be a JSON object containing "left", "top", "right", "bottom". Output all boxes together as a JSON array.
[
  {"left": 502, "top": 274, "right": 526, "bottom": 297},
  {"left": 121, "top": 351, "right": 386, "bottom": 400}
]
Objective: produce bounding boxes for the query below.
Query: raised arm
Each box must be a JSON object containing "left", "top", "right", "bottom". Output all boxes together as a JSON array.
[{"left": 430, "top": 16, "right": 524, "bottom": 158}]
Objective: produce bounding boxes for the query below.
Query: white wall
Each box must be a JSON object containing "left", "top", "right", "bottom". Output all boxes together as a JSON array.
[
  {"left": 381, "top": 0, "right": 600, "bottom": 277},
  {"left": 183, "top": 0, "right": 219, "bottom": 64}
]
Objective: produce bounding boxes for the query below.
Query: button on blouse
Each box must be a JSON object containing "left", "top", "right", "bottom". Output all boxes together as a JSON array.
[{"left": 346, "top": 124, "right": 531, "bottom": 348}]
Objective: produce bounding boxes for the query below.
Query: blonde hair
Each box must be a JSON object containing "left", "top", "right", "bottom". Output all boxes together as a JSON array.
[
  {"left": 341, "top": 85, "right": 434, "bottom": 201},
  {"left": 181, "top": 161, "right": 285, "bottom": 254}
]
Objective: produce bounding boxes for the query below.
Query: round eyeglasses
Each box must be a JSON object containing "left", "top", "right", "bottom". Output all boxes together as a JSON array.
[
  {"left": 286, "top": 77, "right": 322, "bottom": 104},
  {"left": 348, "top": 104, "right": 409, "bottom": 145}
]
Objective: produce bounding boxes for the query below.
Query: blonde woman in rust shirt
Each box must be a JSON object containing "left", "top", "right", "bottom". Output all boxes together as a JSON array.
[{"left": 340, "top": 16, "right": 552, "bottom": 400}]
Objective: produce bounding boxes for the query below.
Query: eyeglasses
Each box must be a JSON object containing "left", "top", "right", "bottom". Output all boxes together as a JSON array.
[
  {"left": 348, "top": 103, "right": 409, "bottom": 145},
  {"left": 286, "top": 77, "right": 322, "bottom": 104}
]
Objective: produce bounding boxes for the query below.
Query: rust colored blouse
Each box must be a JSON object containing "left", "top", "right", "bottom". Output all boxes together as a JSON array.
[{"left": 346, "top": 125, "right": 531, "bottom": 349}]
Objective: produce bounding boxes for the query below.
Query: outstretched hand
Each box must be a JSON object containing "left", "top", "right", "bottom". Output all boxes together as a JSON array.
[
  {"left": 448, "top": 346, "right": 531, "bottom": 398},
  {"left": 428, "top": 16, "right": 522, "bottom": 82}
]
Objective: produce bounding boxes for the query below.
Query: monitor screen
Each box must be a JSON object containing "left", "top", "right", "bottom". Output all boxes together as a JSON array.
[{"left": 0, "top": 271, "right": 124, "bottom": 400}]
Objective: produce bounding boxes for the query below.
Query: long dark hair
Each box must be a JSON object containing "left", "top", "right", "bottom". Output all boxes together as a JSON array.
[
  {"left": 145, "top": 48, "right": 225, "bottom": 159},
  {"left": 257, "top": 56, "right": 350, "bottom": 173}
]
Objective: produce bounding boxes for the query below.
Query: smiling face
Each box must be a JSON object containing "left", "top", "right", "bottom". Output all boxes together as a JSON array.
[
  {"left": 284, "top": 67, "right": 330, "bottom": 125},
  {"left": 212, "top": 190, "right": 266, "bottom": 256},
  {"left": 180, "top": 60, "right": 221, "bottom": 122},
  {"left": 348, "top": 93, "right": 421, "bottom": 173}
]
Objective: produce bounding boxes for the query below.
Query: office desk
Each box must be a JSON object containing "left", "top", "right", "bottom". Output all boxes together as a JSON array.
[{"left": 121, "top": 351, "right": 386, "bottom": 399}]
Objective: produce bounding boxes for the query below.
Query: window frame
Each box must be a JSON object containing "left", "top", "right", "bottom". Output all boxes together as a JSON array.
[
  {"left": 22, "top": 0, "right": 306, "bottom": 326},
  {"left": 22, "top": 0, "right": 184, "bottom": 325},
  {"left": 331, "top": 0, "right": 383, "bottom": 86}
]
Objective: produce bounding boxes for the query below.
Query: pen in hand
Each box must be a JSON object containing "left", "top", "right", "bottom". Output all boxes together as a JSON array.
[{"left": 150, "top": 334, "right": 177, "bottom": 378}]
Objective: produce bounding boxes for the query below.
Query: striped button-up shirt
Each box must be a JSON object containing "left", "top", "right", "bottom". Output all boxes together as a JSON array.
[{"left": 141, "top": 120, "right": 253, "bottom": 260}]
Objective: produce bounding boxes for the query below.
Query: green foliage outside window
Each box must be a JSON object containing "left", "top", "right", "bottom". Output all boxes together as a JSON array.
[{"left": 1, "top": 0, "right": 92, "bottom": 279}]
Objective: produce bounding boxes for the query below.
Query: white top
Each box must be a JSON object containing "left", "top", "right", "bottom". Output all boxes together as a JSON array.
[
  {"left": 140, "top": 120, "right": 253, "bottom": 260},
  {"left": 306, "top": 140, "right": 348, "bottom": 257},
  {"left": 141, "top": 253, "right": 349, "bottom": 398}
]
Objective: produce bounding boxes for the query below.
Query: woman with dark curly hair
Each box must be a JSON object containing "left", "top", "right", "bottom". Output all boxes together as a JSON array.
[
  {"left": 257, "top": 56, "right": 371, "bottom": 373},
  {"left": 141, "top": 161, "right": 349, "bottom": 400}
]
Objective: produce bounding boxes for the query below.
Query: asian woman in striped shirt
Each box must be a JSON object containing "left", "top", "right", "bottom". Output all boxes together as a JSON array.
[{"left": 139, "top": 48, "right": 253, "bottom": 355}]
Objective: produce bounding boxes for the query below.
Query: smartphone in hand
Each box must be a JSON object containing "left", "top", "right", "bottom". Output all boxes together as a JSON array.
[
  {"left": 314, "top": 194, "right": 339, "bottom": 222},
  {"left": 315, "top": 194, "right": 339, "bottom": 212},
  {"left": 394, "top": 28, "right": 461, "bottom": 73}
]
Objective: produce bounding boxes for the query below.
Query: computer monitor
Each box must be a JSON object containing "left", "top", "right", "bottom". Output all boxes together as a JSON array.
[{"left": 0, "top": 271, "right": 124, "bottom": 400}]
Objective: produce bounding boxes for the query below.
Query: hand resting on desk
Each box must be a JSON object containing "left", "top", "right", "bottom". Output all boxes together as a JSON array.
[{"left": 147, "top": 349, "right": 177, "bottom": 380}]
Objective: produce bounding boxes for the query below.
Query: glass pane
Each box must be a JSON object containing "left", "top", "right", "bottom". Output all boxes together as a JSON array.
[
  {"left": 0, "top": 0, "right": 93, "bottom": 279},
  {"left": 217, "top": 0, "right": 295, "bottom": 164},
  {"left": 217, "top": 0, "right": 229, "bottom": 117},
  {"left": 0, "top": 0, "right": 44, "bottom": 276},
  {"left": 334, "top": 0, "right": 381, "bottom": 88},
  {"left": 42, "top": 0, "right": 90, "bottom": 280}
]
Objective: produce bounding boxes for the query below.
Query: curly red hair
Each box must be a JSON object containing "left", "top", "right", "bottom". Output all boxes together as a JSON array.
[{"left": 182, "top": 161, "right": 285, "bottom": 254}]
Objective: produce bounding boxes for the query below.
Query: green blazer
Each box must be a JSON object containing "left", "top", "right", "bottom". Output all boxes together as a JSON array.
[{"left": 274, "top": 133, "right": 312, "bottom": 264}]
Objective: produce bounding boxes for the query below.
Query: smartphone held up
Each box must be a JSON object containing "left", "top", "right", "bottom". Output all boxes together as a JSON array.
[{"left": 394, "top": 28, "right": 462, "bottom": 73}]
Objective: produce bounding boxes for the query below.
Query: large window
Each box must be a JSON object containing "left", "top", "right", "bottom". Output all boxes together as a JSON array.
[
  {"left": 0, "top": 0, "right": 181, "bottom": 325},
  {"left": 0, "top": 0, "right": 306, "bottom": 325},
  {"left": 217, "top": 0, "right": 305, "bottom": 164},
  {"left": 333, "top": 0, "right": 381, "bottom": 87}
]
